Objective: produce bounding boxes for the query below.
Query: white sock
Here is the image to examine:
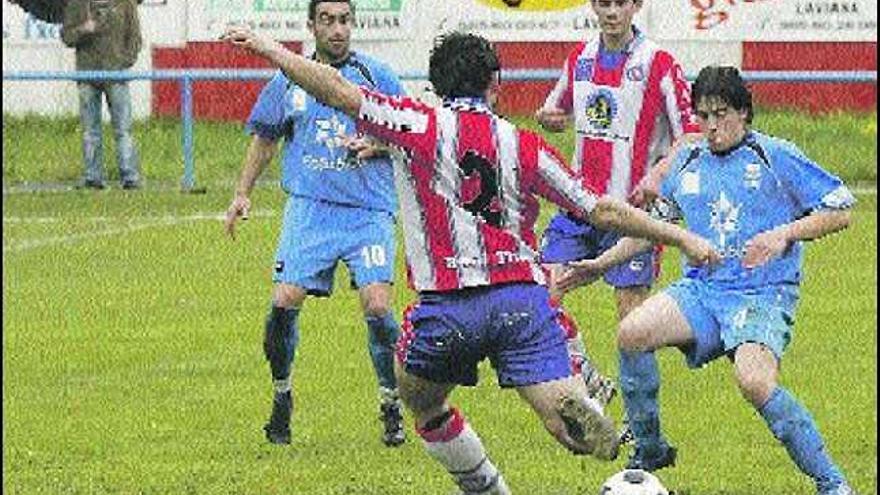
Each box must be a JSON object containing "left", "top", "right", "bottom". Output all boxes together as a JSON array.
[
  {"left": 273, "top": 377, "right": 291, "bottom": 394},
  {"left": 419, "top": 408, "right": 510, "bottom": 495}
]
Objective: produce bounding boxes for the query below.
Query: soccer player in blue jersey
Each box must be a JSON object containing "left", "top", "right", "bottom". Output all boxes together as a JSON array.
[
  {"left": 558, "top": 66, "right": 859, "bottom": 494},
  {"left": 223, "top": 0, "right": 407, "bottom": 447}
]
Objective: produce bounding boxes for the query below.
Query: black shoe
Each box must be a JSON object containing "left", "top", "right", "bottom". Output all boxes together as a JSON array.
[
  {"left": 618, "top": 413, "right": 635, "bottom": 446},
  {"left": 121, "top": 181, "right": 141, "bottom": 190},
  {"left": 625, "top": 444, "right": 677, "bottom": 472},
  {"left": 78, "top": 180, "right": 106, "bottom": 190},
  {"left": 380, "top": 401, "right": 405, "bottom": 447},
  {"left": 263, "top": 390, "right": 292, "bottom": 445}
]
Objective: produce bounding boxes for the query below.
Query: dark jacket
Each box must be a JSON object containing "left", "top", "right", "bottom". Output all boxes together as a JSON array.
[{"left": 61, "top": 0, "right": 142, "bottom": 71}]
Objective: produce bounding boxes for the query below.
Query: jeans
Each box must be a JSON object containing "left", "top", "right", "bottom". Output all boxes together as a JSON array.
[{"left": 78, "top": 81, "right": 141, "bottom": 184}]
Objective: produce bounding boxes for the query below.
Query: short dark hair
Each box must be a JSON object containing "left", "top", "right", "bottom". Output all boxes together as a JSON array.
[
  {"left": 429, "top": 32, "right": 500, "bottom": 99},
  {"left": 692, "top": 65, "right": 754, "bottom": 123},
  {"left": 308, "top": 0, "right": 354, "bottom": 21}
]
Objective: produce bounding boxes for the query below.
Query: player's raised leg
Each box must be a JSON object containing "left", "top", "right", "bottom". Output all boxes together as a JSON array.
[{"left": 516, "top": 375, "right": 619, "bottom": 461}]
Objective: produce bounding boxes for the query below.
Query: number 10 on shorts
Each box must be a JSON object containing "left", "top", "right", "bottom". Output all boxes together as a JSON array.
[{"left": 361, "top": 245, "right": 387, "bottom": 268}]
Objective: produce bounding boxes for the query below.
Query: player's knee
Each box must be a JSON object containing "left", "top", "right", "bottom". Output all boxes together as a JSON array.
[
  {"left": 363, "top": 299, "right": 391, "bottom": 318},
  {"left": 734, "top": 369, "right": 775, "bottom": 407},
  {"left": 273, "top": 284, "right": 306, "bottom": 309},
  {"left": 617, "top": 320, "right": 649, "bottom": 352}
]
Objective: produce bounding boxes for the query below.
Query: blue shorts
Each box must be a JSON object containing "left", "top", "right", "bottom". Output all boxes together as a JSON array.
[
  {"left": 273, "top": 197, "right": 396, "bottom": 296},
  {"left": 540, "top": 212, "right": 657, "bottom": 288},
  {"left": 665, "top": 278, "right": 799, "bottom": 368},
  {"left": 397, "top": 283, "right": 574, "bottom": 388}
]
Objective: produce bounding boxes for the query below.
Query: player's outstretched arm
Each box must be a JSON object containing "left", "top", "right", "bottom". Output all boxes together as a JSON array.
[
  {"left": 225, "top": 135, "right": 278, "bottom": 240},
  {"left": 589, "top": 197, "right": 719, "bottom": 266},
  {"left": 222, "top": 26, "right": 362, "bottom": 117},
  {"left": 556, "top": 237, "right": 654, "bottom": 294},
  {"left": 742, "top": 209, "right": 851, "bottom": 268}
]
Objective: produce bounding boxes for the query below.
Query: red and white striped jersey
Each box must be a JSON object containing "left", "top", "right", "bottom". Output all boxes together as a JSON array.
[
  {"left": 543, "top": 29, "right": 699, "bottom": 200},
  {"left": 356, "top": 89, "right": 599, "bottom": 293}
]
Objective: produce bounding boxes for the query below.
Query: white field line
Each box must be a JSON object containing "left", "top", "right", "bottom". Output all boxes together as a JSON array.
[{"left": 3, "top": 210, "right": 275, "bottom": 254}]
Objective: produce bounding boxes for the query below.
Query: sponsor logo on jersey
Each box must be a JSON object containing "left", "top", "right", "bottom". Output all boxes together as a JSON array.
[
  {"left": 274, "top": 261, "right": 285, "bottom": 273},
  {"left": 584, "top": 89, "right": 617, "bottom": 130}
]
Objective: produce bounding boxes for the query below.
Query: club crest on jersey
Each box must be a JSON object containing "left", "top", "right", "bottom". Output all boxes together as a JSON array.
[
  {"left": 290, "top": 88, "right": 308, "bottom": 112},
  {"left": 626, "top": 65, "right": 646, "bottom": 82},
  {"left": 681, "top": 172, "right": 700, "bottom": 195},
  {"left": 744, "top": 163, "right": 762, "bottom": 189},
  {"left": 585, "top": 89, "right": 617, "bottom": 130},
  {"left": 575, "top": 58, "right": 594, "bottom": 81}
]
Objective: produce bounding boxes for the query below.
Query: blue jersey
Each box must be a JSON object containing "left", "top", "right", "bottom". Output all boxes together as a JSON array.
[
  {"left": 660, "top": 131, "right": 855, "bottom": 289},
  {"left": 246, "top": 52, "right": 404, "bottom": 213}
]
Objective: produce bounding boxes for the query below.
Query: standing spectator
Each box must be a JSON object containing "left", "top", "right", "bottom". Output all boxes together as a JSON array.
[{"left": 62, "top": 0, "right": 143, "bottom": 190}]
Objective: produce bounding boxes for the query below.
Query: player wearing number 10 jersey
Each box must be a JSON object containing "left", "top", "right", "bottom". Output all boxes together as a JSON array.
[{"left": 223, "top": 27, "right": 719, "bottom": 494}]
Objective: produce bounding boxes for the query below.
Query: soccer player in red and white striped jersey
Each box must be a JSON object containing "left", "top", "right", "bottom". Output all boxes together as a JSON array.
[
  {"left": 224, "top": 27, "right": 718, "bottom": 494},
  {"left": 535, "top": 0, "right": 702, "bottom": 436}
]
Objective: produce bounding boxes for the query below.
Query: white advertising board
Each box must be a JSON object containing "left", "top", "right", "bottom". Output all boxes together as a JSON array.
[
  {"left": 650, "top": 0, "right": 877, "bottom": 42},
  {"left": 186, "top": 0, "right": 418, "bottom": 41}
]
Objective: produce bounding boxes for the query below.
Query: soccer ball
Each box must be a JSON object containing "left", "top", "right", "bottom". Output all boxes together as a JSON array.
[{"left": 599, "top": 469, "right": 669, "bottom": 495}]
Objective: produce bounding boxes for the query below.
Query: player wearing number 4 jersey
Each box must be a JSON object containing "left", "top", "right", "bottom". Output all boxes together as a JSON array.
[
  {"left": 223, "top": 27, "right": 718, "bottom": 494},
  {"left": 223, "top": 0, "right": 406, "bottom": 448}
]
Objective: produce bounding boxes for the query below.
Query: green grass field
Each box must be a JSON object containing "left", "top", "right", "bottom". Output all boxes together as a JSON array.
[{"left": 2, "top": 110, "right": 877, "bottom": 494}]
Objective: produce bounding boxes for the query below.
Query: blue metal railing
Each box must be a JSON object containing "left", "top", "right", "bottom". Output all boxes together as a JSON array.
[{"left": 3, "top": 68, "right": 877, "bottom": 192}]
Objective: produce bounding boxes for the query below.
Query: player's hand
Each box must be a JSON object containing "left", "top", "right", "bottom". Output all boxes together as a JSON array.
[
  {"left": 630, "top": 165, "right": 664, "bottom": 207},
  {"left": 555, "top": 259, "right": 604, "bottom": 294},
  {"left": 221, "top": 25, "right": 280, "bottom": 57},
  {"left": 742, "top": 229, "right": 789, "bottom": 268},
  {"left": 343, "top": 136, "right": 387, "bottom": 160},
  {"left": 535, "top": 107, "right": 570, "bottom": 133},
  {"left": 681, "top": 234, "right": 721, "bottom": 267},
  {"left": 224, "top": 194, "right": 251, "bottom": 240}
]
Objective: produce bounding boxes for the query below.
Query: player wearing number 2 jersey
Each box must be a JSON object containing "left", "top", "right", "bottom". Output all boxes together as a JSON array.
[{"left": 223, "top": 27, "right": 719, "bottom": 494}]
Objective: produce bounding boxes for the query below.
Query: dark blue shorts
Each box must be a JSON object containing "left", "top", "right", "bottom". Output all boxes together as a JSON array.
[
  {"left": 396, "top": 283, "right": 574, "bottom": 388},
  {"left": 540, "top": 212, "right": 658, "bottom": 289}
]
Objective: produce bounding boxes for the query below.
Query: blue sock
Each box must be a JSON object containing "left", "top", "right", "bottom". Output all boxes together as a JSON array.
[
  {"left": 759, "top": 387, "right": 845, "bottom": 492},
  {"left": 264, "top": 306, "right": 300, "bottom": 383},
  {"left": 619, "top": 350, "right": 668, "bottom": 456},
  {"left": 366, "top": 312, "right": 400, "bottom": 391}
]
